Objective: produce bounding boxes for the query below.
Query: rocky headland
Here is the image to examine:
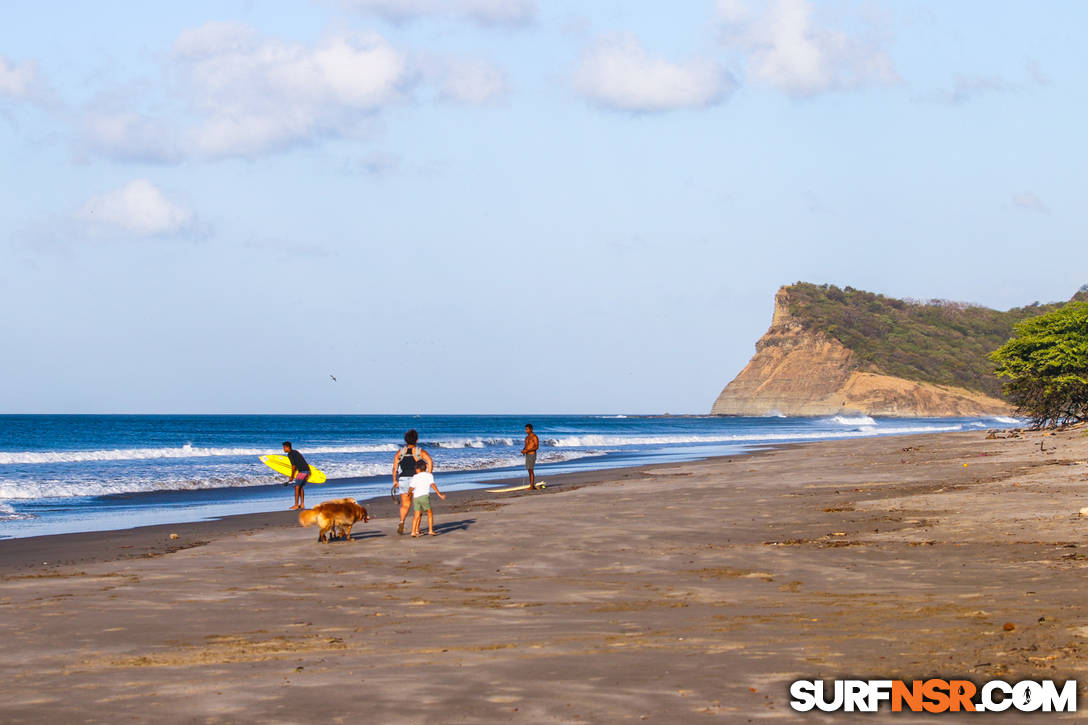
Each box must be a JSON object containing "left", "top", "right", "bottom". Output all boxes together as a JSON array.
[{"left": 710, "top": 284, "right": 1064, "bottom": 417}]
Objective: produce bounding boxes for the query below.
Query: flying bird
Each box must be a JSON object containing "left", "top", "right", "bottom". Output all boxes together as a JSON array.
[{"left": 329, "top": 374, "right": 337, "bottom": 382}]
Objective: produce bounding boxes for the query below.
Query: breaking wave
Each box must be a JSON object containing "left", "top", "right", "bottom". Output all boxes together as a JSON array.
[
  {"left": 0, "top": 502, "right": 35, "bottom": 521},
  {"left": 545, "top": 424, "right": 966, "bottom": 448},
  {"left": 826, "top": 415, "right": 877, "bottom": 426},
  {"left": 0, "top": 451, "right": 599, "bottom": 501},
  {"left": 0, "top": 435, "right": 548, "bottom": 464},
  {"left": 0, "top": 443, "right": 401, "bottom": 466},
  {"left": 429, "top": 437, "right": 516, "bottom": 449}
]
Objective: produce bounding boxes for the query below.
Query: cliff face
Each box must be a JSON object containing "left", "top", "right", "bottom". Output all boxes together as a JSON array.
[{"left": 711, "top": 288, "right": 1012, "bottom": 417}]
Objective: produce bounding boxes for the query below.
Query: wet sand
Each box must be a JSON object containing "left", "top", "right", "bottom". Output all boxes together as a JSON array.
[{"left": 2, "top": 426, "right": 1088, "bottom": 723}]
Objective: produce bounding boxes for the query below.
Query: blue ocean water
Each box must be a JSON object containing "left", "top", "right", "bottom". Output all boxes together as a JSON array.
[{"left": 0, "top": 413, "right": 1018, "bottom": 538}]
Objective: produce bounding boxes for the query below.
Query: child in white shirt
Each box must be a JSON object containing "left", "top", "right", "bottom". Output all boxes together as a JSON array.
[{"left": 409, "top": 459, "right": 446, "bottom": 537}]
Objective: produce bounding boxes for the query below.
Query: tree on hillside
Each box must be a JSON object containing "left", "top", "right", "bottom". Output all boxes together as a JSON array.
[{"left": 990, "top": 301, "right": 1088, "bottom": 427}]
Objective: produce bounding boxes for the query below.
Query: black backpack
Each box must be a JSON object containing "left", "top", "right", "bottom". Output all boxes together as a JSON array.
[{"left": 398, "top": 445, "right": 422, "bottom": 478}]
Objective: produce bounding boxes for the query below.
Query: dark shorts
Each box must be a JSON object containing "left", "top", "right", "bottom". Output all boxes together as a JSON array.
[
  {"left": 525, "top": 453, "right": 536, "bottom": 470},
  {"left": 294, "top": 471, "right": 310, "bottom": 487}
]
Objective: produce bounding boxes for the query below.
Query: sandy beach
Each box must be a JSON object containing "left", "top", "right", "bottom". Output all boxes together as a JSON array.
[{"left": 3, "top": 426, "right": 1088, "bottom": 723}]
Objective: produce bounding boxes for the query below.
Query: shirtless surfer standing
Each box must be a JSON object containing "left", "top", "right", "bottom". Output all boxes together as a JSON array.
[{"left": 521, "top": 423, "right": 539, "bottom": 490}]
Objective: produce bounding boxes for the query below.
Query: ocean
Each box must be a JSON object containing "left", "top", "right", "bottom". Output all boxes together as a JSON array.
[{"left": 0, "top": 413, "right": 1018, "bottom": 539}]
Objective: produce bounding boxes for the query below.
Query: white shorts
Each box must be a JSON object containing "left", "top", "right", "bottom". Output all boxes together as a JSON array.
[{"left": 398, "top": 477, "right": 413, "bottom": 495}]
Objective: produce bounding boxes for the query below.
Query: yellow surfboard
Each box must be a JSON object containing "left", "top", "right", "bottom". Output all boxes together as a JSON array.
[
  {"left": 260, "top": 454, "right": 328, "bottom": 484},
  {"left": 487, "top": 482, "right": 546, "bottom": 493}
]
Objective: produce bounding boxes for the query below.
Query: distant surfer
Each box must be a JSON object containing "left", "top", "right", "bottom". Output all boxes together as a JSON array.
[
  {"left": 392, "top": 429, "right": 433, "bottom": 535},
  {"left": 521, "top": 423, "right": 539, "bottom": 490},
  {"left": 282, "top": 441, "right": 310, "bottom": 510}
]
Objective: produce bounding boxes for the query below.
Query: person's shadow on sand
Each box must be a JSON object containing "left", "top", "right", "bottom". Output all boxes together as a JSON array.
[
  {"left": 432, "top": 518, "right": 475, "bottom": 535},
  {"left": 347, "top": 530, "right": 387, "bottom": 541},
  {"left": 343, "top": 519, "right": 475, "bottom": 540}
]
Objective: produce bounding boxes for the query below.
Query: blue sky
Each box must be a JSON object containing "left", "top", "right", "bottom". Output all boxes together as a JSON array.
[{"left": 2, "top": 1, "right": 1085, "bottom": 414}]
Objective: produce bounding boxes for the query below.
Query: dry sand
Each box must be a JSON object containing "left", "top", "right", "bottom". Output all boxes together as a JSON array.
[{"left": 2, "top": 426, "right": 1088, "bottom": 723}]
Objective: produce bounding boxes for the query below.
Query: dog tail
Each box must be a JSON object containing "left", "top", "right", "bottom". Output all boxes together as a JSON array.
[{"left": 298, "top": 509, "right": 318, "bottom": 527}]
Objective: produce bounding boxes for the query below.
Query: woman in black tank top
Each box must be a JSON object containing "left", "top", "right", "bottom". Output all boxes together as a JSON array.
[{"left": 393, "top": 429, "right": 433, "bottom": 535}]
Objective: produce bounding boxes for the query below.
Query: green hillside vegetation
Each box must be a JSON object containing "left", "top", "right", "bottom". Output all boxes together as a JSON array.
[{"left": 783, "top": 282, "right": 1070, "bottom": 398}]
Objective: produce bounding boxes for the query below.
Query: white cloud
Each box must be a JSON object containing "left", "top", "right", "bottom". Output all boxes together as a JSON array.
[
  {"left": 78, "top": 180, "right": 195, "bottom": 237},
  {"left": 339, "top": 0, "right": 535, "bottom": 26},
  {"left": 340, "top": 151, "right": 401, "bottom": 176},
  {"left": 176, "top": 24, "right": 408, "bottom": 157},
  {"left": 1011, "top": 192, "right": 1049, "bottom": 214},
  {"left": 436, "top": 58, "right": 507, "bottom": 104},
  {"left": 82, "top": 112, "right": 181, "bottom": 163},
  {"left": 0, "top": 54, "right": 43, "bottom": 101},
  {"left": 79, "top": 23, "right": 517, "bottom": 160},
  {"left": 921, "top": 74, "right": 1016, "bottom": 106},
  {"left": 716, "top": 0, "right": 898, "bottom": 96},
  {"left": 575, "top": 35, "right": 733, "bottom": 112},
  {"left": 82, "top": 23, "right": 410, "bottom": 161},
  {"left": 921, "top": 62, "right": 1049, "bottom": 106}
]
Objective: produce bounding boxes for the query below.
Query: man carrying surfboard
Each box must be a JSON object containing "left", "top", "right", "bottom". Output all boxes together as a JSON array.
[
  {"left": 521, "top": 423, "right": 539, "bottom": 490},
  {"left": 282, "top": 441, "right": 311, "bottom": 510}
]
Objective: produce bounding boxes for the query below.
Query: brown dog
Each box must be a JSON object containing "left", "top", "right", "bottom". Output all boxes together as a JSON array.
[
  {"left": 320, "top": 498, "right": 361, "bottom": 540},
  {"left": 325, "top": 498, "right": 372, "bottom": 540},
  {"left": 298, "top": 498, "right": 370, "bottom": 542}
]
